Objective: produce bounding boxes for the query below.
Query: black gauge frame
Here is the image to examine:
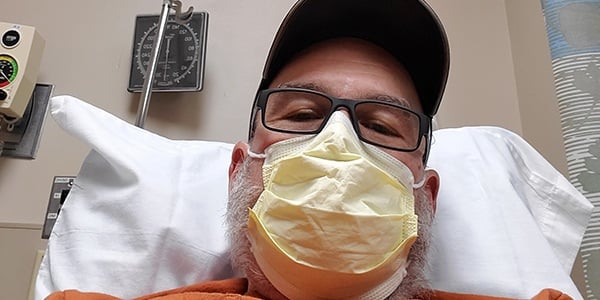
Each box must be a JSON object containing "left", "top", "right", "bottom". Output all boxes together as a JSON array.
[{"left": 127, "top": 12, "right": 208, "bottom": 92}]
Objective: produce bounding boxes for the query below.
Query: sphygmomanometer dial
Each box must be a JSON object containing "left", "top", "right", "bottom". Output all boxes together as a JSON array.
[
  {"left": 128, "top": 12, "right": 208, "bottom": 92},
  {"left": 0, "top": 54, "right": 17, "bottom": 88}
]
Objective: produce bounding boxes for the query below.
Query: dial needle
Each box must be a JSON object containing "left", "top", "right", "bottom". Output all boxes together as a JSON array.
[
  {"left": 163, "top": 37, "right": 172, "bottom": 81},
  {"left": 0, "top": 69, "right": 9, "bottom": 82}
]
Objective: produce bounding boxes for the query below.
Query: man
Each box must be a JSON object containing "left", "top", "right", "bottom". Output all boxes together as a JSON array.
[
  {"left": 47, "top": 0, "right": 572, "bottom": 299},
  {"left": 223, "top": 1, "right": 443, "bottom": 298}
]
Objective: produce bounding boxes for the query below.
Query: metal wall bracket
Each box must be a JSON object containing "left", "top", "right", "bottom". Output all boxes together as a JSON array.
[{"left": 0, "top": 83, "right": 53, "bottom": 159}]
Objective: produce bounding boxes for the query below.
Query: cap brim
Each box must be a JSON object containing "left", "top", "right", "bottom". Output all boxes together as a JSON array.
[{"left": 260, "top": 0, "right": 449, "bottom": 117}]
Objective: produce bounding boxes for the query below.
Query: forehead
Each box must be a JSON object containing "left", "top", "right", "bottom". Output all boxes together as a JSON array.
[{"left": 268, "top": 38, "right": 422, "bottom": 112}]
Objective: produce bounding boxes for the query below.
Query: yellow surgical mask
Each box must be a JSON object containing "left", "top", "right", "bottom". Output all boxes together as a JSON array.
[{"left": 247, "top": 112, "right": 423, "bottom": 300}]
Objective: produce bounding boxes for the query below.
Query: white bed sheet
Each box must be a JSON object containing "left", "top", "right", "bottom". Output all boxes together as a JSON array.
[{"left": 35, "top": 95, "right": 593, "bottom": 300}]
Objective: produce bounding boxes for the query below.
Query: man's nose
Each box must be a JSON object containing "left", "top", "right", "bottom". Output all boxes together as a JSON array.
[{"left": 335, "top": 107, "right": 352, "bottom": 120}]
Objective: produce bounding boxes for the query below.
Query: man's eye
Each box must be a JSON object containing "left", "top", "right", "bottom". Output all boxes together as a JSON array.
[
  {"left": 283, "top": 109, "right": 324, "bottom": 122},
  {"left": 360, "top": 120, "right": 399, "bottom": 137}
]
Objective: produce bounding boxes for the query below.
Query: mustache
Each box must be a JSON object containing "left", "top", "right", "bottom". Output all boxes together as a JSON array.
[{"left": 225, "top": 156, "right": 434, "bottom": 299}]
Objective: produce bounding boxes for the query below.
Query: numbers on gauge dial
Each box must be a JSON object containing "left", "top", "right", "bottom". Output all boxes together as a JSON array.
[{"left": 135, "top": 21, "right": 200, "bottom": 87}]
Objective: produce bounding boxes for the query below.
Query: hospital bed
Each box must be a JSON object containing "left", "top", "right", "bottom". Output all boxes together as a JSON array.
[{"left": 34, "top": 95, "right": 593, "bottom": 300}]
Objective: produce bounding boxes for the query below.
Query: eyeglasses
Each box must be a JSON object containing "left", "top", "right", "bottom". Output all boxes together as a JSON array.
[{"left": 251, "top": 88, "right": 430, "bottom": 152}]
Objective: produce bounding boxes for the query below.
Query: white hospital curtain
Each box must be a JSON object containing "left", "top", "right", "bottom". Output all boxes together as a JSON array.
[{"left": 540, "top": 0, "right": 600, "bottom": 299}]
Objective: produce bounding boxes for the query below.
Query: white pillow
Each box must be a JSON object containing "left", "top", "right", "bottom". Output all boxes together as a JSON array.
[
  {"left": 426, "top": 126, "right": 592, "bottom": 299},
  {"left": 35, "top": 95, "right": 592, "bottom": 300},
  {"left": 35, "top": 96, "right": 235, "bottom": 299}
]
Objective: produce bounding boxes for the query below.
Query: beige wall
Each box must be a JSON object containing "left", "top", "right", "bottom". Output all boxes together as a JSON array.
[
  {"left": 0, "top": 0, "right": 576, "bottom": 298},
  {"left": 430, "top": 0, "right": 567, "bottom": 174},
  {"left": 433, "top": 0, "right": 524, "bottom": 132},
  {"left": 0, "top": 225, "right": 46, "bottom": 300}
]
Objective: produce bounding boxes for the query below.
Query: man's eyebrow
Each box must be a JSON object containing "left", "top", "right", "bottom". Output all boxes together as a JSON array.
[
  {"left": 278, "top": 82, "right": 325, "bottom": 92},
  {"left": 370, "top": 95, "right": 411, "bottom": 108},
  {"left": 277, "top": 82, "right": 412, "bottom": 108}
]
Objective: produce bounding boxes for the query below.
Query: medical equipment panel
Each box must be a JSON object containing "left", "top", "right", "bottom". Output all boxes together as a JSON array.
[{"left": 0, "top": 22, "right": 44, "bottom": 120}]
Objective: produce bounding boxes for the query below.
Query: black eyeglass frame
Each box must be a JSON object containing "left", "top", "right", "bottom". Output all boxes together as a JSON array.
[{"left": 249, "top": 87, "right": 431, "bottom": 153}]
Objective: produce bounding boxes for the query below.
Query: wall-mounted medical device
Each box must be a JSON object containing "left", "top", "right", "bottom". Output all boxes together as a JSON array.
[
  {"left": 127, "top": 12, "right": 208, "bottom": 93},
  {"left": 0, "top": 22, "right": 44, "bottom": 119},
  {"left": 0, "top": 22, "right": 51, "bottom": 159},
  {"left": 126, "top": 0, "right": 205, "bottom": 129}
]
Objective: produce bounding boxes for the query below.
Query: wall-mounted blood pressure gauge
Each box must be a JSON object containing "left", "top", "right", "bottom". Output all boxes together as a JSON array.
[
  {"left": 0, "top": 54, "right": 18, "bottom": 88},
  {"left": 128, "top": 12, "right": 208, "bottom": 92}
]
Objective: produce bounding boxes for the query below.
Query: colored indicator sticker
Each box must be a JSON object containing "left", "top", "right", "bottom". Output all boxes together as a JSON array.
[{"left": 0, "top": 54, "right": 18, "bottom": 88}]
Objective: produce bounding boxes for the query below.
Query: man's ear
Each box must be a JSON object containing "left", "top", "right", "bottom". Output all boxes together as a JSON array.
[
  {"left": 421, "top": 169, "right": 440, "bottom": 213},
  {"left": 229, "top": 141, "right": 249, "bottom": 182}
]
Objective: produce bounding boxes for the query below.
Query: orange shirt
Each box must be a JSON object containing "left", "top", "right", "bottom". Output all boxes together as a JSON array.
[{"left": 46, "top": 278, "right": 572, "bottom": 300}]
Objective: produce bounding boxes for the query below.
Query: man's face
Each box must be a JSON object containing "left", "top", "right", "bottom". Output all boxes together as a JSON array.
[
  {"left": 227, "top": 38, "right": 440, "bottom": 299},
  {"left": 252, "top": 38, "right": 427, "bottom": 178}
]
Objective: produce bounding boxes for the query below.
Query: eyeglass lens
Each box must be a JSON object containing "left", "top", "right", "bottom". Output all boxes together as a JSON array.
[{"left": 263, "top": 90, "right": 421, "bottom": 150}]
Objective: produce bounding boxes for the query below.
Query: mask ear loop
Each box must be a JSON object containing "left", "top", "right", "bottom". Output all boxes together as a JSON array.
[
  {"left": 412, "top": 171, "right": 428, "bottom": 189},
  {"left": 247, "top": 149, "right": 266, "bottom": 159}
]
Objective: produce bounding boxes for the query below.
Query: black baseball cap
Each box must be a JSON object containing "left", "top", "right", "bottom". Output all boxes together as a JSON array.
[{"left": 255, "top": 0, "right": 450, "bottom": 119}]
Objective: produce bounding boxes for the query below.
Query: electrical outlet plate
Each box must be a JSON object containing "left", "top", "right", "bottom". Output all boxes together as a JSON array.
[
  {"left": 41, "top": 176, "right": 76, "bottom": 239},
  {"left": 0, "top": 83, "right": 53, "bottom": 159}
]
